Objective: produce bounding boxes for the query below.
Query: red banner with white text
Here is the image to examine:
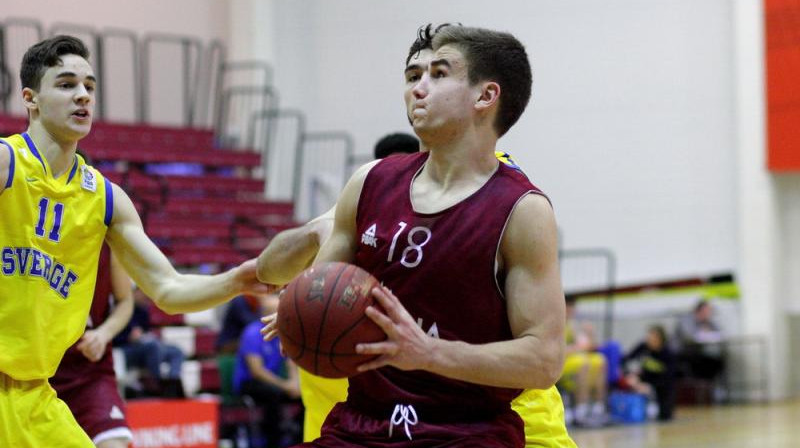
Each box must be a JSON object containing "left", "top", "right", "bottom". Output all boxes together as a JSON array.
[{"left": 127, "top": 399, "right": 218, "bottom": 448}]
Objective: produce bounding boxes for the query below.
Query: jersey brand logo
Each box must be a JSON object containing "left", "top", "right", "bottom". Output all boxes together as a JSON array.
[
  {"left": 25, "top": 177, "right": 37, "bottom": 183},
  {"left": 81, "top": 166, "right": 97, "bottom": 192},
  {"left": 110, "top": 405, "right": 125, "bottom": 419},
  {"left": 361, "top": 224, "right": 378, "bottom": 247}
]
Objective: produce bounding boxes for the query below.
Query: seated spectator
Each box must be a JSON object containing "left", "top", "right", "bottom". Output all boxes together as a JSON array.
[
  {"left": 216, "top": 295, "right": 262, "bottom": 354},
  {"left": 675, "top": 300, "right": 725, "bottom": 381},
  {"left": 622, "top": 325, "right": 677, "bottom": 421},
  {"left": 560, "top": 295, "right": 608, "bottom": 426},
  {"left": 234, "top": 294, "right": 302, "bottom": 448},
  {"left": 113, "top": 287, "right": 186, "bottom": 397}
]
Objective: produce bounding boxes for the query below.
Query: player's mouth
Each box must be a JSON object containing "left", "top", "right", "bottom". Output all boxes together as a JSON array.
[{"left": 71, "top": 109, "right": 91, "bottom": 121}]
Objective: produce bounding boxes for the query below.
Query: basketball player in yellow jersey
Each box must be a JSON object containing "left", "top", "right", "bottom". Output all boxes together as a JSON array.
[{"left": 0, "top": 35, "right": 268, "bottom": 447}]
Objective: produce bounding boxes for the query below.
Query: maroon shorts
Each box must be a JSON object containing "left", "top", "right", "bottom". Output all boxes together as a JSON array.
[
  {"left": 52, "top": 369, "right": 131, "bottom": 443},
  {"left": 298, "top": 402, "right": 524, "bottom": 448}
]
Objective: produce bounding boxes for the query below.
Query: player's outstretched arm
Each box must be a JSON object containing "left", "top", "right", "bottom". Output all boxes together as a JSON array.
[
  {"left": 105, "top": 183, "right": 270, "bottom": 314},
  {"left": 261, "top": 161, "right": 377, "bottom": 341},
  {"left": 77, "top": 251, "right": 134, "bottom": 361},
  {"left": 357, "top": 193, "right": 565, "bottom": 390},
  {"left": 256, "top": 206, "right": 335, "bottom": 285}
]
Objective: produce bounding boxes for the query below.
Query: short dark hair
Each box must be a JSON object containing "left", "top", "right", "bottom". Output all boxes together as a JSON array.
[
  {"left": 20, "top": 35, "right": 90, "bottom": 91},
  {"left": 432, "top": 26, "right": 532, "bottom": 137},
  {"left": 373, "top": 132, "right": 419, "bottom": 159},
  {"left": 406, "top": 23, "right": 456, "bottom": 66}
]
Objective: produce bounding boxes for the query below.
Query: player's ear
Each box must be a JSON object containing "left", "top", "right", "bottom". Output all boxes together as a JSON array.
[
  {"left": 475, "top": 81, "right": 500, "bottom": 111},
  {"left": 22, "top": 88, "right": 38, "bottom": 112}
]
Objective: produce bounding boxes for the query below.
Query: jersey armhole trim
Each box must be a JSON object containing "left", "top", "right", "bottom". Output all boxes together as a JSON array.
[
  {"left": 493, "top": 190, "right": 549, "bottom": 298},
  {"left": 1, "top": 140, "right": 14, "bottom": 189},
  {"left": 104, "top": 177, "right": 114, "bottom": 226}
]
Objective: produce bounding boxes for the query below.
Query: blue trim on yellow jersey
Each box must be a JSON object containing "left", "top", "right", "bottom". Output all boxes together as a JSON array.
[
  {"left": 1, "top": 140, "right": 14, "bottom": 188},
  {"left": 104, "top": 177, "right": 113, "bottom": 226},
  {"left": 22, "top": 133, "right": 47, "bottom": 175},
  {"left": 66, "top": 156, "right": 78, "bottom": 184}
]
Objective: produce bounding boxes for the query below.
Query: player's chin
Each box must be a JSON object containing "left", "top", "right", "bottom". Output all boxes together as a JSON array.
[{"left": 65, "top": 122, "right": 92, "bottom": 139}]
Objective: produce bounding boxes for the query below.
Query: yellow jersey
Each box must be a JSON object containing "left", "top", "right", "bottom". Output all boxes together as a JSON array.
[{"left": 0, "top": 133, "right": 112, "bottom": 381}]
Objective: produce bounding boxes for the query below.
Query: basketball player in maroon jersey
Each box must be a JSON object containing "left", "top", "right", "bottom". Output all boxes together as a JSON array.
[
  {"left": 51, "top": 243, "right": 133, "bottom": 448},
  {"left": 264, "top": 25, "right": 565, "bottom": 447}
]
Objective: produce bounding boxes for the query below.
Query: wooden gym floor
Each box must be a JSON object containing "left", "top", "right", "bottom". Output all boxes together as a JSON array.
[{"left": 569, "top": 399, "right": 800, "bottom": 448}]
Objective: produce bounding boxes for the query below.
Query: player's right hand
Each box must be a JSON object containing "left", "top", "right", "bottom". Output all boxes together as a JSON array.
[{"left": 260, "top": 313, "right": 278, "bottom": 341}]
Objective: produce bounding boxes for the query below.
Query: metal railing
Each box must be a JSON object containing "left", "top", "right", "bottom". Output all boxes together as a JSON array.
[
  {"left": 0, "top": 17, "right": 358, "bottom": 221},
  {"left": 140, "top": 33, "right": 204, "bottom": 126},
  {"left": 560, "top": 247, "right": 617, "bottom": 341},
  {"left": 218, "top": 86, "right": 279, "bottom": 148},
  {"left": 0, "top": 18, "right": 43, "bottom": 114}
]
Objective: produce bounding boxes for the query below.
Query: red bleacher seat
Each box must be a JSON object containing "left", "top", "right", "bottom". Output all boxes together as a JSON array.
[
  {"left": 162, "top": 197, "right": 293, "bottom": 219},
  {"left": 147, "top": 216, "right": 232, "bottom": 239},
  {"left": 0, "top": 115, "right": 26, "bottom": 134},
  {"left": 82, "top": 143, "right": 262, "bottom": 168},
  {"left": 164, "top": 243, "right": 248, "bottom": 266},
  {"left": 194, "top": 327, "right": 219, "bottom": 358},
  {"left": 147, "top": 302, "right": 185, "bottom": 326},
  {"left": 78, "top": 121, "right": 262, "bottom": 169},
  {"left": 161, "top": 175, "right": 264, "bottom": 196},
  {"left": 200, "top": 359, "right": 221, "bottom": 392}
]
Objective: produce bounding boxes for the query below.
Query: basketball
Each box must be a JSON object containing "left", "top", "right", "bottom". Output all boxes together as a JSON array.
[{"left": 276, "top": 261, "right": 386, "bottom": 378}]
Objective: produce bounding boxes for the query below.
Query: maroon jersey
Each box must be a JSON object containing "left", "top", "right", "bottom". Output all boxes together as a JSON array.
[
  {"left": 51, "top": 243, "right": 131, "bottom": 441},
  {"left": 349, "top": 152, "right": 544, "bottom": 423},
  {"left": 52, "top": 243, "right": 115, "bottom": 385}
]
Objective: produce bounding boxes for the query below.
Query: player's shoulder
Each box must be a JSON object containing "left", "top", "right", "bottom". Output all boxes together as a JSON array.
[
  {"left": 349, "top": 159, "right": 381, "bottom": 184},
  {"left": 0, "top": 140, "right": 10, "bottom": 179},
  {"left": 0, "top": 136, "right": 20, "bottom": 193},
  {"left": 515, "top": 192, "right": 554, "bottom": 219}
]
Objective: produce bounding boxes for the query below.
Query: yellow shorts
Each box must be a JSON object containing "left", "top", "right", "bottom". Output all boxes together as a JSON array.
[
  {"left": 300, "top": 369, "right": 575, "bottom": 448},
  {"left": 562, "top": 352, "right": 606, "bottom": 380},
  {"left": 512, "top": 386, "right": 577, "bottom": 448},
  {"left": 0, "top": 372, "right": 93, "bottom": 448},
  {"left": 298, "top": 369, "right": 348, "bottom": 442}
]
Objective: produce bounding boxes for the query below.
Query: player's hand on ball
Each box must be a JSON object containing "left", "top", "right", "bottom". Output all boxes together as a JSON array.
[
  {"left": 356, "top": 285, "right": 434, "bottom": 373},
  {"left": 260, "top": 312, "right": 278, "bottom": 341}
]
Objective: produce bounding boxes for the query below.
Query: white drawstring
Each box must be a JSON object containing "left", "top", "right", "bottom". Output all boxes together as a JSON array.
[{"left": 388, "top": 404, "right": 418, "bottom": 440}]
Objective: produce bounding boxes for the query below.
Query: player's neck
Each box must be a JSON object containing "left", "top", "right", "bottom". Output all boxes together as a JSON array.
[
  {"left": 422, "top": 127, "right": 498, "bottom": 184},
  {"left": 26, "top": 121, "right": 79, "bottom": 178},
  {"left": 412, "top": 133, "right": 498, "bottom": 214}
]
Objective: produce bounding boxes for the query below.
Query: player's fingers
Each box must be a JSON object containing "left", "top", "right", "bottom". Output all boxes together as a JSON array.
[
  {"left": 371, "top": 286, "right": 408, "bottom": 320},
  {"left": 364, "top": 305, "right": 396, "bottom": 336},
  {"left": 260, "top": 313, "right": 277, "bottom": 326},
  {"left": 249, "top": 283, "right": 275, "bottom": 296},
  {"left": 355, "top": 341, "right": 397, "bottom": 355},
  {"left": 262, "top": 328, "right": 279, "bottom": 341},
  {"left": 356, "top": 355, "right": 391, "bottom": 372}
]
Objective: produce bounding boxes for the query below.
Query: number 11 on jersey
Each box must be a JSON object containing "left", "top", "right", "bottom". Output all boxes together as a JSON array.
[{"left": 35, "top": 197, "right": 65, "bottom": 242}]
